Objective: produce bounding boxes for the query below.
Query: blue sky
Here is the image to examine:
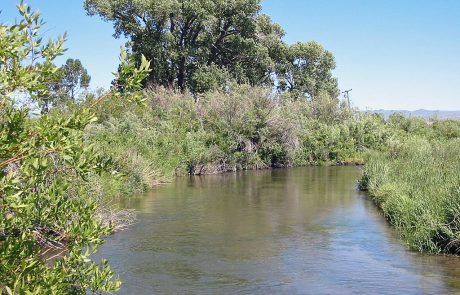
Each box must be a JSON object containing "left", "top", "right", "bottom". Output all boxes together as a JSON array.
[{"left": 1, "top": 0, "right": 459, "bottom": 110}]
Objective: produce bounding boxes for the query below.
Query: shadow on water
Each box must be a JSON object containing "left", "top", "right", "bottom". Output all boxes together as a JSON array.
[{"left": 97, "top": 167, "right": 460, "bottom": 294}]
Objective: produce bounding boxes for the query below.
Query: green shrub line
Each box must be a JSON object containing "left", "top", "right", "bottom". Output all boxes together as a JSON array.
[
  {"left": 86, "top": 86, "right": 373, "bottom": 197},
  {"left": 89, "top": 86, "right": 460, "bottom": 257},
  {"left": 88, "top": 86, "right": 460, "bottom": 201}
]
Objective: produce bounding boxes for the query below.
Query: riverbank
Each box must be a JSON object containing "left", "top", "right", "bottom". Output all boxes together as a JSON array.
[
  {"left": 86, "top": 86, "right": 386, "bottom": 198},
  {"left": 88, "top": 87, "right": 460, "bottom": 257},
  {"left": 360, "top": 138, "right": 460, "bottom": 254},
  {"left": 87, "top": 86, "right": 460, "bottom": 201}
]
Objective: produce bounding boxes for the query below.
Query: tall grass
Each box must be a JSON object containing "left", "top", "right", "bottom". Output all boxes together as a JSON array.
[
  {"left": 360, "top": 138, "right": 460, "bottom": 254},
  {"left": 87, "top": 86, "right": 387, "bottom": 196},
  {"left": 87, "top": 85, "right": 460, "bottom": 200}
]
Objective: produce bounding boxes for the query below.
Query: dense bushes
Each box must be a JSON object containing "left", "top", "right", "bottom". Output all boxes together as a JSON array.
[
  {"left": 360, "top": 138, "right": 460, "bottom": 254},
  {"left": 1, "top": 106, "right": 121, "bottom": 294},
  {"left": 88, "top": 86, "right": 400, "bottom": 196},
  {"left": 90, "top": 86, "right": 460, "bottom": 238}
]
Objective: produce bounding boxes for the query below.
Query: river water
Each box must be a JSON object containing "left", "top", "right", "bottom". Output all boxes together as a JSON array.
[{"left": 98, "top": 167, "right": 460, "bottom": 294}]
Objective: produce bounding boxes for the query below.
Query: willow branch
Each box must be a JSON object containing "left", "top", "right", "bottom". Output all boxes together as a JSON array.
[{"left": 0, "top": 148, "right": 55, "bottom": 168}]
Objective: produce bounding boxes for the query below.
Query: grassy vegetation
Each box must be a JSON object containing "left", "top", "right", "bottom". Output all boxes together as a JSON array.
[
  {"left": 86, "top": 86, "right": 394, "bottom": 197},
  {"left": 3, "top": 1, "right": 460, "bottom": 293},
  {"left": 87, "top": 81, "right": 460, "bottom": 196},
  {"left": 360, "top": 137, "right": 460, "bottom": 254}
]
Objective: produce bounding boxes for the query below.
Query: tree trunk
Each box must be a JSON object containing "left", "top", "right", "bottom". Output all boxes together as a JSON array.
[{"left": 177, "top": 55, "right": 186, "bottom": 92}]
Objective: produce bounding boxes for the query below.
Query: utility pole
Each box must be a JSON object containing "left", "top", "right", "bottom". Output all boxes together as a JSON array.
[{"left": 342, "top": 89, "right": 352, "bottom": 110}]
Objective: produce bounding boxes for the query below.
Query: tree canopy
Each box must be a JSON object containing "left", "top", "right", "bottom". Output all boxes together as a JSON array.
[
  {"left": 277, "top": 41, "right": 339, "bottom": 100},
  {"left": 84, "top": 0, "right": 338, "bottom": 98},
  {"left": 42, "top": 58, "right": 91, "bottom": 113},
  {"left": 84, "top": 0, "right": 285, "bottom": 93},
  {"left": 59, "top": 58, "right": 91, "bottom": 100}
]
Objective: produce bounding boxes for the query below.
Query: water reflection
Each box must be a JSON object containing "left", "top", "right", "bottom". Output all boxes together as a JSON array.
[{"left": 98, "top": 167, "right": 460, "bottom": 294}]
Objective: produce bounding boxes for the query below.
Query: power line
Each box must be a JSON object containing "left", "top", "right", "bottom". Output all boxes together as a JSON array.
[{"left": 342, "top": 89, "right": 352, "bottom": 109}]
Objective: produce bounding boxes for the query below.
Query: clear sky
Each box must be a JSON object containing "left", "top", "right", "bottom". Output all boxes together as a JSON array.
[{"left": 1, "top": 0, "right": 459, "bottom": 110}]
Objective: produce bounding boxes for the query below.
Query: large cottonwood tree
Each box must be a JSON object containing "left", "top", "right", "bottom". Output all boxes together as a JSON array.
[
  {"left": 84, "top": 0, "right": 339, "bottom": 99},
  {"left": 85, "top": 0, "right": 284, "bottom": 92}
]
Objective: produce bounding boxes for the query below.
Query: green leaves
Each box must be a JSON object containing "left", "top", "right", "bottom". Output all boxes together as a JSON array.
[
  {"left": 42, "top": 58, "right": 92, "bottom": 113},
  {"left": 277, "top": 41, "right": 339, "bottom": 100},
  {"left": 84, "top": 0, "right": 339, "bottom": 98},
  {"left": 0, "top": 3, "right": 66, "bottom": 101},
  {"left": 0, "top": 3, "right": 151, "bottom": 294},
  {"left": 112, "top": 47, "right": 151, "bottom": 104},
  {"left": 84, "top": 0, "right": 277, "bottom": 92}
]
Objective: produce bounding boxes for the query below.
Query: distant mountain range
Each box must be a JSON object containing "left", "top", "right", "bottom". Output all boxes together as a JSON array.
[{"left": 369, "top": 109, "right": 460, "bottom": 119}]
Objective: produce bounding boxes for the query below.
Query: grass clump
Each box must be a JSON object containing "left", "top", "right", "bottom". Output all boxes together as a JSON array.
[{"left": 360, "top": 138, "right": 460, "bottom": 254}]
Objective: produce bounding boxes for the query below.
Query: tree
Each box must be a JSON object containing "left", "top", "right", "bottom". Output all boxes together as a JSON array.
[
  {"left": 84, "top": 0, "right": 340, "bottom": 100},
  {"left": 0, "top": 4, "right": 150, "bottom": 294},
  {"left": 60, "top": 58, "right": 91, "bottom": 100},
  {"left": 84, "top": 0, "right": 283, "bottom": 93},
  {"left": 42, "top": 59, "right": 92, "bottom": 113},
  {"left": 277, "top": 41, "right": 339, "bottom": 100}
]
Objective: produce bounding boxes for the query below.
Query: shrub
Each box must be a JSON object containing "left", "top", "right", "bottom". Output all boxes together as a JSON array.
[{"left": 0, "top": 4, "right": 149, "bottom": 293}]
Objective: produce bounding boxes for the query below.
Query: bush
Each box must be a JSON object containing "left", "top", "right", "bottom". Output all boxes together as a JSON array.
[
  {"left": 90, "top": 85, "right": 405, "bottom": 198},
  {"left": 0, "top": 4, "right": 149, "bottom": 293}
]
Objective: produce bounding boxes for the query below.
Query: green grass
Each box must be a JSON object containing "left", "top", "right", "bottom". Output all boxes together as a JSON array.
[
  {"left": 86, "top": 86, "right": 460, "bottom": 208},
  {"left": 87, "top": 86, "right": 394, "bottom": 197},
  {"left": 360, "top": 138, "right": 460, "bottom": 254}
]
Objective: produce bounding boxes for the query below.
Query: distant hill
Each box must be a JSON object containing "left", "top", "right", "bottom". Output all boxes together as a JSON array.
[{"left": 370, "top": 109, "right": 460, "bottom": 119}]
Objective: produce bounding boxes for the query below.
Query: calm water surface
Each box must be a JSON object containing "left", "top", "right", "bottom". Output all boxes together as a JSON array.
[{"left": 98, "top": 167, "right": 460, "bottom": 294}]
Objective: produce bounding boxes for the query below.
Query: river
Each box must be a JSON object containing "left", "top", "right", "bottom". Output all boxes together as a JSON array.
[{"left": 97, "top": 166, "right": 460, "bottom": 294}]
